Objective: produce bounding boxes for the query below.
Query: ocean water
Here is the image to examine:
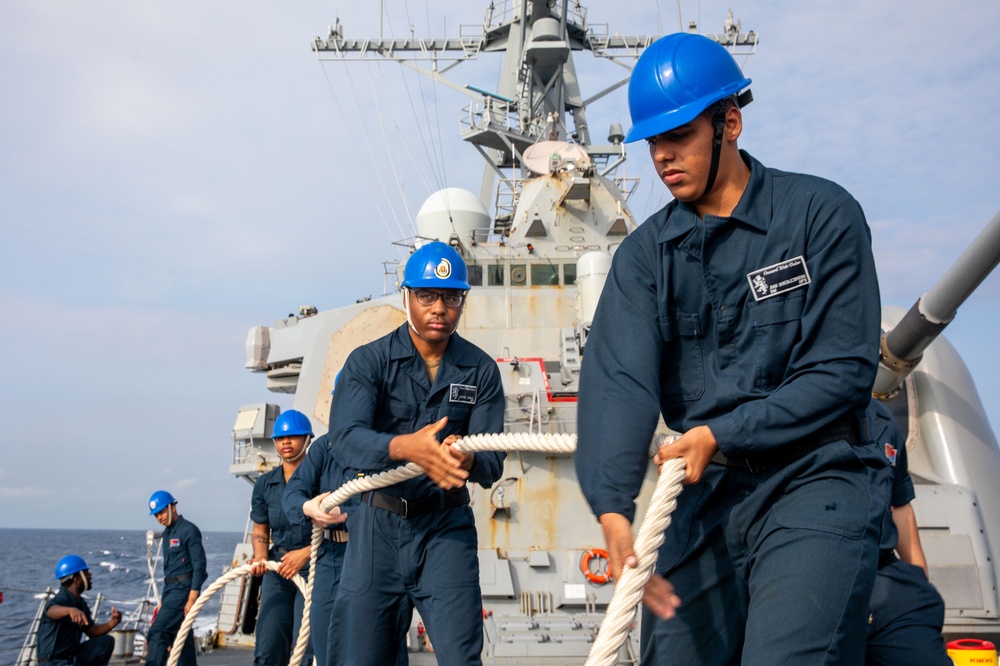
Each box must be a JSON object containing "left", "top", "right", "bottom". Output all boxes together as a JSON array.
[{"left": 0, "top": 528, "right": 243, "bottom": 666}]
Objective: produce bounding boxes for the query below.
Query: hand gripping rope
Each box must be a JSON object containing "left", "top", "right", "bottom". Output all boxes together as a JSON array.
[{"left": 167, "top": 432, "right": 685, "bottom": 666}]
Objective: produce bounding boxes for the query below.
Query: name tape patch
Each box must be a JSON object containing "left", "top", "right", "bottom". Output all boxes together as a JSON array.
[
  {"left": 449, "top": 383, "right": 478, "bottom": 405},
  {"left": 747, "top": 256, "right": 811, "bottom": 301}
]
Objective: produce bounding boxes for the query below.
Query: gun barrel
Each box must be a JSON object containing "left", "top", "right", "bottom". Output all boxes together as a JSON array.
[{"left": 875, "top": 209, "right": 1000, "bottom": 398}]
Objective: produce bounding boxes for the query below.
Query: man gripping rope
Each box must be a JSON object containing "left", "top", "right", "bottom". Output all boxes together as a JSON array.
[
  {"left": 576, "top": 33, "right": 890, "bottom": 664},
  {"left": 326, "top": 241, "right": 505, "bottom": 666}
]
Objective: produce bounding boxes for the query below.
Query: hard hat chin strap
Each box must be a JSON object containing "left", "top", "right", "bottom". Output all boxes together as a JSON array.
[
  {"left": 702, "top": 104, "right": 728, "bottom": 199},
  {"left": 79, "top": 572, "right": 90, "bottom": 592},
  {"left": 280, "top": 436, "right": 310, "bottom": 463},
  {"left": 701, "top": 92, "right": 751, "bottom": 202},
  {"left": 403, "top": 289, "right": 429, "bottom": 342}
]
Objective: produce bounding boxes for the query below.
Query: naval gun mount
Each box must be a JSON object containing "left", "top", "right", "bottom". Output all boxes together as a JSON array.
[{"left": 874, "top": 209, "right": 1000, "bottom": 640}]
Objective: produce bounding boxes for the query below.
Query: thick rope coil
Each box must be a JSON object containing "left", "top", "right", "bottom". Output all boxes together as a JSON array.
[
  {"left": 584, "top": 457, "right": 686, "bottom": 666},
  {"left": 280, "top": 431, "right": 682, "bottom": 666},
  {"left": 166, "top": 562, "right": 305, "bottom": 666},
  {"left": 289, "top": 433, "right": 577, "bottom": 666}
]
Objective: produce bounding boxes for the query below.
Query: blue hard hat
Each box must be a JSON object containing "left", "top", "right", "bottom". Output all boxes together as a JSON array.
[
  {"left": 625, "top": 33, "right": 752, "bottom": 143},
  {"left": 272, "top": 409, "right": 313, "bottom": 439},
  {"left": 55, "top": 554, "right": 89, "bottom": 579},
  {"left": 401, "top": 241, "right": 470, "bottom": 291},
  {"left": 148, "top": 490, "right": 176, "bottom": 515}
]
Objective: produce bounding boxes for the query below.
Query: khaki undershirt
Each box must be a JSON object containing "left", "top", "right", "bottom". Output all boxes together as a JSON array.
[{"left": 424, "top": 357, "right": 441, "bottom": 383}]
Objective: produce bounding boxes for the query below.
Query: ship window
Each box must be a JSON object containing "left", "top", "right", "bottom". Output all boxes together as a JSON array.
[
  {"left": 531, "top": 264, "right": 559, "bottom": 286},
  {"left": 487, "top": 265, "right": 505, "bottom": 286},
  {"left": 467, "top": 265, "right": 483, "bottom": 287},
  {"left": 511, "top": 264, "right": 527, "bottom": 286},
  {"left": 563, "top": 263, "right": 577, "bottom": 286}
]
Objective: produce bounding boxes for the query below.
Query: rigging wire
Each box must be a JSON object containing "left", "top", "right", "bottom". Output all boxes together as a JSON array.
[
  {"left": 331, "top": 57, "right": 411, "bottom": 243},
  {"left": 395, "top": 2, "right": 442, "bottom": 186},
  {"left": 316, "top": 60, "right": 402, "bottom": 246},
  {"left": 396, "top": 0, "right": 462, "bottom": 234},
  {"left": 409, "top": 4, "right": 451, "bottom": 204},
  {"left": 382, "top": 54, "right": 443, "bottom": 192},
  {"left": 423, "top": 69, "right": 450, "bottom": 191},
  {"left": 384, "top": 4, "right": 445, "bottom": 194},
  {"left": 366, "top": 62, "right": 418, "bottom": 229},
  {"left": 386, "top": 1, "right": 457, "bottom": 235},
  {"left": 377, "top": 62, "right": 438, "bottom": 197},
  {"left": 376, "top": 4, "right": 440, "bottom": 224}
]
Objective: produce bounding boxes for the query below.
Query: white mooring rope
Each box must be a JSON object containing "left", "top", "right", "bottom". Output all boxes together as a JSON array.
[
  {"left": 583, "top": 457, "right": 686, "bottom": 666},
  {"left": 165, "top": 562, "right": 305, "bottom": 666},
  {"left": 171, "top": 432, "right": 685, "bottom": 666}
]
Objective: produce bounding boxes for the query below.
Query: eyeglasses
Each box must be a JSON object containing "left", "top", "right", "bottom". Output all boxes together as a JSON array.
[{"left": 410, "top": 289, "right": 466, "bottom": 308}]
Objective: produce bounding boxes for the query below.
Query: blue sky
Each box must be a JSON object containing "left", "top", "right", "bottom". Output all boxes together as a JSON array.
[{"left": 2, "top": 0, "right": 998, "bottom": 531}]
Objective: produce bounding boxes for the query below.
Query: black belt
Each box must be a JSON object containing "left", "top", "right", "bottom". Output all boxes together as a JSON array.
[
  {"left": 711, "top": 415, "right": 865, "bottom": 474},
  {"left": 323, "top": 527, "right": 349, "bottom": 543},
  {"left": 878, "top": 550, "right": 897, "bottom": 569},
  {"left": 361, "top": 487, "right": 469, "bottom": 519},
  {"left": 164, "top": 573, "right": 191, "bottom": 585}
]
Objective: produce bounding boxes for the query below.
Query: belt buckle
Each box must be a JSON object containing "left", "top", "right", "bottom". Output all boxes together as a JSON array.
[{"left": 399, "top": 497, "right": 409, "bottom": 519}]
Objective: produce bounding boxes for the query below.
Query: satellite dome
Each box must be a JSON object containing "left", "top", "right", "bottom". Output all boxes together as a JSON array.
[{"left": 415, "top": 188, "right": 490, "bottom": 245}]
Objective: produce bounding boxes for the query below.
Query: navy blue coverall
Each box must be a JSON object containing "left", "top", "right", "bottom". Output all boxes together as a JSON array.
[
  {"left": 37, "top": 588, "right": 114, "bottom": 666},
  {"left": 250, "top": 465, "right": 315, "bottom": 666},
  {"left": 866, "top": 401, "right": 950, "bottom": 665},
  {"left": 326, "top": 323, "right": 505, "bottom": 666},
  {"left": 281, "top": 433, "right": 351, "bottom": 666},
  {"left": 577, "top": 151, "right": 890, "bottom": 665},
  {"left": 146, "top": 516, "right": 207, "bottom": 666}
]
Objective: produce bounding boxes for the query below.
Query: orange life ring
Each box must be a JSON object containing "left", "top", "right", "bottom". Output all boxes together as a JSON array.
[{"left": 581, "top": 548, "right": 612, "bottom": 585}]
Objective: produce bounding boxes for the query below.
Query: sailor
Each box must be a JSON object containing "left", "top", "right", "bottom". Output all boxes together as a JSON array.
[
  {"left": 866, "top": 400, "right": 951, "bottom": 665},
  {"left": 36, "top": 555, "right": 122, "bottom": 666},
  {"left": 282, "top": 377, "right": 408, "bottom": 666},
  {"left": 248, "top": 409, "right": 317, "bottom": 666},
  {"left": 280, "top": 427, "right": 349, "bottom": 666},
  {"left": 576, "top": 33, "right": 889, "bottom": 664},
  {"left": 326, "top": 241, "right": 505, "bottom": 666},
  {"left": 145, "top": 490, "right": 207, "bottom": 666}
]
